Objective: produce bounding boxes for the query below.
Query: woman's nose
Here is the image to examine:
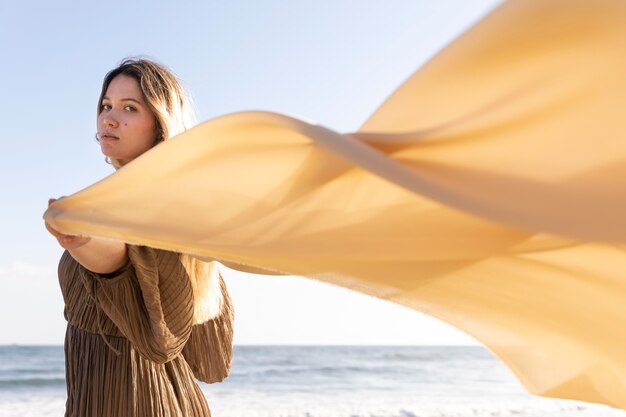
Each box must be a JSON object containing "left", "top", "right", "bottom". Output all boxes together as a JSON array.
[{"left": 103, "top": 116, "right": 118, "bottom": 128}]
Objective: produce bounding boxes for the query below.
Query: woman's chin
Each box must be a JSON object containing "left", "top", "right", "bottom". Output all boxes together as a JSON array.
[{"left": 100, "top": 145, "right": 118, "bottom": 158}]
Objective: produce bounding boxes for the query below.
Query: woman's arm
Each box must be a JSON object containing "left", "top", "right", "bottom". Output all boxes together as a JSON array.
[
  {"left": 67, "top": 238, "right": 128, "bottom": 274},
  {"left": 79, "top": 245, "right": 195, "bottom": 363},
  {"left": 45, "top": 197, "right": 129, "bottom": 274}
]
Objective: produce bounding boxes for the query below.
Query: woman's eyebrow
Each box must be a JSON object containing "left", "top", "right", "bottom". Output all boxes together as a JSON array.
[{"left": 102, "top": 96, "right": 143, "bottom": 104}]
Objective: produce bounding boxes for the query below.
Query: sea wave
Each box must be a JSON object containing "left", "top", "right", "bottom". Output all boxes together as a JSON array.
[{"left": 0, "top": 378, "right": 66, "bottom": 389}]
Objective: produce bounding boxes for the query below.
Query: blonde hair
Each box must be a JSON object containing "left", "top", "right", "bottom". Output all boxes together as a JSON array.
[{"left": 97, "top": 57, "right": 222, "bottom": 324}]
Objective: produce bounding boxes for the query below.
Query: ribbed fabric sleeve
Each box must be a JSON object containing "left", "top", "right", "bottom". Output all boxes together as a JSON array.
[
  {"left": 182, "top": 273, "right": 234, "bottom": 383},
  {"left": 83, "top": 244, "right": 195, "bottom": 364}
]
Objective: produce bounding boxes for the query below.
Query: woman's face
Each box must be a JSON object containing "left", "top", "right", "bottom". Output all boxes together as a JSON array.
[{"left": 97, "top": 74, "right": 158, "bottom": 165}]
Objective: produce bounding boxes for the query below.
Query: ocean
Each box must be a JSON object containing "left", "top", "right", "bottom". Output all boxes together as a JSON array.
[{"left": 0, "top": 345, "right": 623, "bottom": 417}]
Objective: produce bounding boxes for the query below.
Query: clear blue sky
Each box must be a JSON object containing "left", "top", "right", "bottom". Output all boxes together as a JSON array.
[{"left": 0, "top": 0, "right": 501, "bottom": 345}]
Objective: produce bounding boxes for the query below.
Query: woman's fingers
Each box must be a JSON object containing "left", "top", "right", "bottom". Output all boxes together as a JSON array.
[
  {"left": 60, "top": 235, "right": 91, "bottom": 250},
  {"left": 45, "top": 220, "right": 63, "bottom": 238},
  {"left": 46, "top": 196, "right": 91, "bottom": 249},
  {"left": 46, "top": 197, "right": 79, "bottom": 245},
  {"left": 48, "top": 196, "right": 66, "bottom": 207},
  {"left": 45, "top": 198, "right": 62, "bottom": 237},
  {"left": 45, "top": 221, "right": 91, "bottom": 249}
]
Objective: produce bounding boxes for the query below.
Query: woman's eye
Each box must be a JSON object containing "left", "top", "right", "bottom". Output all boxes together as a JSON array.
[
  {"left": 124, "top": 105, "right": 137, "bottom": 112},
  {"left": 100, "top": 104, "right": 111, "bottom": 111}
]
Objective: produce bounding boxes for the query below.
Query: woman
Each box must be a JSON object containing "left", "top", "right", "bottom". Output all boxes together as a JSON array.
[{"left": 45, "top": 58, "right": 234, "bottom": 417}]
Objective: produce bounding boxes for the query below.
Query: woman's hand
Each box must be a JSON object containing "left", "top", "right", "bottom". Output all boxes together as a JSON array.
[
  {"left": 45, "top": 198, "right": 127, "bottom": 273},
  {"left": 45, "top": 198, "right": 91, "bottom": 250}
]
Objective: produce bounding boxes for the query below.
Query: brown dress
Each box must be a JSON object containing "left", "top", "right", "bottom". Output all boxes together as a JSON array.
[{"left": 58, "top": 244, "right": 234, "bottom": 417}]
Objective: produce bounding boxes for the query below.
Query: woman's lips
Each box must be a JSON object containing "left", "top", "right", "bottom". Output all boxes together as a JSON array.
[{"left": 100, "top": 134, "right": 119, "bottom": 141}]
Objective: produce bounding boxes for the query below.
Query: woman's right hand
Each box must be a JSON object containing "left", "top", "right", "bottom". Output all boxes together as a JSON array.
[{"left": 45, "top": 198, "right": 91, "bottom": 250}]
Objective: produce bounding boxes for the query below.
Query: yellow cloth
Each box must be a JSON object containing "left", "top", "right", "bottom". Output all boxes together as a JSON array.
[{"left": 44, "top": 0, "right": 626, "bottom": 409}]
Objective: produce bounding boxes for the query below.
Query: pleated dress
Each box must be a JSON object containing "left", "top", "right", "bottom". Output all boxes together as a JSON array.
[{"left": 57, "top": 244, "right": 234, "bottom": 417}]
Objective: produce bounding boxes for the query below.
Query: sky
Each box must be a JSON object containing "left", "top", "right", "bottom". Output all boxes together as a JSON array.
[{"left": 0, "top": 0, "right": 502, "bottom": 345}]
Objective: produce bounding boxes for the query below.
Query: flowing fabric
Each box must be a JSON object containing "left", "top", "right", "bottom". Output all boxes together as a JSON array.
[{"left": 44, "top": 0, "right": 626, "bottom": 410}]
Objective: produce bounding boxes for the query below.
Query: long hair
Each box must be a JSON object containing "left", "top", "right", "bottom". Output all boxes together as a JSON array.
[{"left": 97, "top": 57, "right": 222, "bottom": 324}]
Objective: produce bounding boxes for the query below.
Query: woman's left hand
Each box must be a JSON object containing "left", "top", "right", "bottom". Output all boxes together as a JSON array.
[{"left": 45, "top": 198, "right": 92, "bottom": 250}]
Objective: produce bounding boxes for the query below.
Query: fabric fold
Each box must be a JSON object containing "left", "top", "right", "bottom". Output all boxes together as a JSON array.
[{"left": 44, "top": 0, "right": 626, "bottom": 410}]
